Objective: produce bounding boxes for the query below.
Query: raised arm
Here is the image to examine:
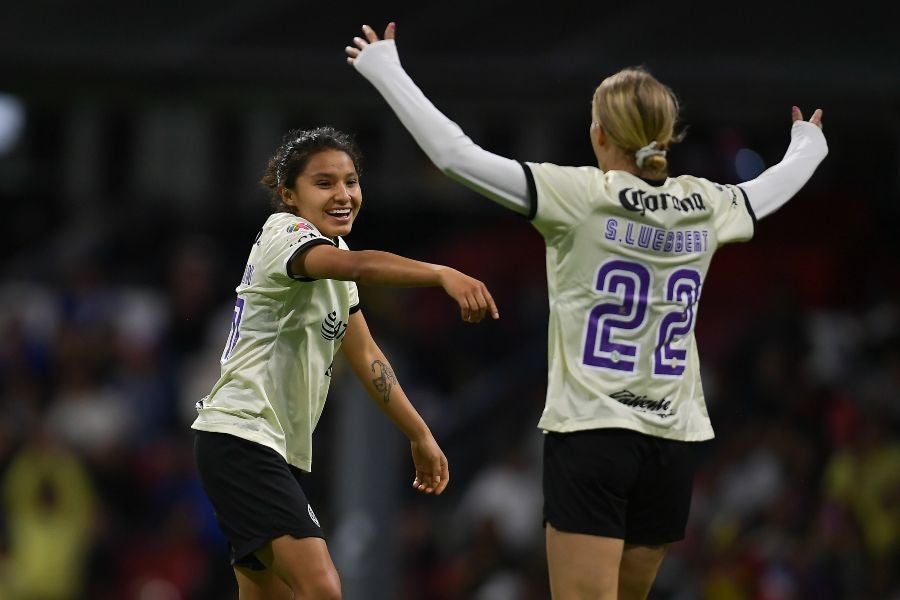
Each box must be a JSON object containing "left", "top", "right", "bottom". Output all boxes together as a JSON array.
[
  {"left": 346, "top": 23, "right": 531, "bottom": 215},
  {"left": 741, "top": 106, "right": 828, "bottom": 219},
  {"left": 341, "top": 310, "right": 449, "bottom": 494},
  {"left": 292, "top": 244, "right": 499, "bottom": 323}
]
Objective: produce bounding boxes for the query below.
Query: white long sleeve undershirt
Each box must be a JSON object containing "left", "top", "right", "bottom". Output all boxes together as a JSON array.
[
  {"left": 353, "top": 40, "right": 828, "bottom": 220},
  {"left": 740, "top": 120, "right": 828, "bottom": 218}
]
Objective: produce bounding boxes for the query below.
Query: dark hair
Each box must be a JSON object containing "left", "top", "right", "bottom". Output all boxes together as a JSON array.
[{"left": 260, "top": 126, "right": 363, "bottom": 213}]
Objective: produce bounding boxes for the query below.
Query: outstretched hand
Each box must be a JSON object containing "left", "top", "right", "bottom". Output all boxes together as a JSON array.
[
  {"left": 439, "top": 268, "right": 500, "bottom": 323},
  {"left": 346, "top": 22, "right": 395, "bottom": 65},
  {"left": 792, "top": 106, "right": 823, "bottom": 130}
]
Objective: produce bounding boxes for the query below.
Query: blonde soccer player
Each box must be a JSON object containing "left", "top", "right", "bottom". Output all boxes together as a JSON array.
[
  {"left": 192, "top": 126, "right": 498, "bottom": 599},
  {"left": 346, "top": 23, "right": 827, "bottom": 600}
]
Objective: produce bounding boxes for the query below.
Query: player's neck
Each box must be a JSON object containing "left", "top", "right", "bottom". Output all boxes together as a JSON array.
[{"left": 598, "top": 154, "right": 641, "bottom": 177}]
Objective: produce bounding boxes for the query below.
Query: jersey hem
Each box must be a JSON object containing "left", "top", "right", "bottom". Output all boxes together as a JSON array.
[
  {"left": 537, "top": 419, "right": 714, "bottom": 442},
  {"left": 191, "top": 421, "right": 313, "bottom": 471}
]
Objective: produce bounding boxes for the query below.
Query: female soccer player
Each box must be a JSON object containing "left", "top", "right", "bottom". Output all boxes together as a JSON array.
[
  {"left": 345, "top": 24, "right": 827, "bottom": 599},
  {"left": 192, "top": 126, "right": 498, "bottom": 599}
]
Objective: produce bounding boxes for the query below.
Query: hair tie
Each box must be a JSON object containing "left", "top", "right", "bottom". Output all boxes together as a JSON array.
[{"left": 635, "top": 141, "right": 666, "bottom": 168}]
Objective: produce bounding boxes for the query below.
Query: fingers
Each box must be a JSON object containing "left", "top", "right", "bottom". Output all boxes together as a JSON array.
[
  {"left": 346, "top": 23, "right": 394, "bottom": 65},
  {"left": 484, "top": 289, "right": 500, "bottom": 321},
  {"left": 413, "top": 464, "right": 448, "bottom": 495},
  {"left": 361, "top": 24, "right": 379, "bottom": 44},
  {"left": 458, "top": 296, "right": 473, "bottom": 323},
  {"left": 345, "top": 35, "right": 366, "bottom": 65},
  {"left": 412, "top": 476, "right": 442, "bottom": 494},
  {"left": 791, "top": 106, "right": 824, "bottom": 130},
  {"left": 434, "top": 460, "right": 449, "bottom": 495},
  {"left": 459, "top": 284, "right": 500, "bottom": 323},
  {"left": 809, "top": 108, "right": 824, "bottom": 129}
]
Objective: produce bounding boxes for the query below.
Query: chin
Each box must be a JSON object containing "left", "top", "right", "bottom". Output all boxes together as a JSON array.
[{"left": 323, "top": 224, "right": 353, "bottom": 238}]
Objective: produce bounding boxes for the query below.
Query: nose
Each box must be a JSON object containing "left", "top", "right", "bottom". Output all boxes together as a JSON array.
[{"left": 335, "top": 183, "right": 352, "bottom": 201}]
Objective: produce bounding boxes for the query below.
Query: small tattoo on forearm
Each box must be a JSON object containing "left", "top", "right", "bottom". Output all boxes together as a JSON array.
[{"left": 371, "top": 359, "right": 396, "bottom": 404}]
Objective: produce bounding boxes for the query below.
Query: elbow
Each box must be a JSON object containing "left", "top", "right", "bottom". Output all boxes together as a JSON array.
[{"left": 433, "top": 145, "right": 462, "bottom": 174}]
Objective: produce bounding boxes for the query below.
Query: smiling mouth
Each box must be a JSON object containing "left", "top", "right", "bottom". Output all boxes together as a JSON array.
[{"left": 326, "top": 208, "right": 352, "bottom": 219}]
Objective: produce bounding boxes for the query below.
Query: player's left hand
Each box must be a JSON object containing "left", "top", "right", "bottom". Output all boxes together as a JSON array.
[
  {"left": 410, "top": 435, "right": 449, "bottom": 495},
  {"left": 792, "top": 106, "right": 823, "bottom": 130},
  {"left": 345, "top": 22, "right": 395, "bottom": 65}
]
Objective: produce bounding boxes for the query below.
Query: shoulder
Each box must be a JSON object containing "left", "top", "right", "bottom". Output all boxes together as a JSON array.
[
  {"left": 667, "top": 175, "right": 742, "bottom": 206},
  {"left": 525, "top": 162, "right": 602, "bottom": 179},
  {"left": 525, "top": 162, "right": 604, "bottom": 194},
  {"left": 267, "top": 212, "right": 320, "bottom": 235},
  {"left": 261, "top": 213, "right": 329, "bottom": 246}
]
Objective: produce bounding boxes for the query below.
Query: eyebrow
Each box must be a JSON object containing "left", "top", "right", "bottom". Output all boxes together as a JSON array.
[{"left": 304, "top": 170, "right": 357, "bottom": 178}]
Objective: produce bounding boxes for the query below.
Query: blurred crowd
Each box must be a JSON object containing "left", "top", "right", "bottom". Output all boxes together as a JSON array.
[
  {"left": 1, "top": 204, "right": 899, "bottom": 599},
  {"left": 1, "top": 97, "right": 899, "bottom": 599}
]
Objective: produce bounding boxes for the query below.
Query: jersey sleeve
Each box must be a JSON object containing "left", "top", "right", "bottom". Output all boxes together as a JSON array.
[
  {"left": 265, "top": 216, "right": 335, "bottom": 283},
  {"left": 337, "top": 237, "right": 361, "bottom": 312},
  {"left": 709, "top": 182, "right": 756, "bottom": 245},
  {"left": 525, "top": 162, "right": 602, "bottom": 240}
]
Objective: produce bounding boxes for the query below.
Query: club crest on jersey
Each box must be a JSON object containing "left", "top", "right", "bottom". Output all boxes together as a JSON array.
[
  {"left": 320, "top": 310, "right": 348, "bottom": 341},
  {"left": 619, "top": 188, "right": 707, "bottom": 217},
  {"left": 286, "top": 221, "right": 313, "bottom": 233}
]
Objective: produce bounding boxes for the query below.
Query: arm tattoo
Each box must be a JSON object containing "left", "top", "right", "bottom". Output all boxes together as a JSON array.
[{"left": 370, "top": 359, "right": 397, "bottom": 404}]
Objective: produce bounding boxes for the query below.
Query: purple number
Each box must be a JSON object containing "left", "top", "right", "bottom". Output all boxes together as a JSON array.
[
  {"left": 582, "top": 260, "right": 651, "bottom": 372},
  {"left": 221, "top": 297, "right": 245, "bottom": 362},
  {"left": 582, "top": 260, "right": 703, "bottom": 378},
  {"left": 654, "top": 269, "right": 702, "bottom": 377}
]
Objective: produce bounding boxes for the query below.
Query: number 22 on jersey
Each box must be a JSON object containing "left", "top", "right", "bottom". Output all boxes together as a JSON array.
[{"left": 582, "top": 259, "right": 701, "bottom": 377}]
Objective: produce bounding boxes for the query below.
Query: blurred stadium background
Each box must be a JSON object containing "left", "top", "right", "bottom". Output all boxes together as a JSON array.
[{"left": 1, "top": 1, "right": 898, "bottom": 599}]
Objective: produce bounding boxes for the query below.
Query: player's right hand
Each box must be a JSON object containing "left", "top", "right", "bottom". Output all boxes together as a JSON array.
[
  {"left": 439, "top": 268, "right": 499, "bottom": 323},
  {"left": 792, "top": 106, "right": 823, "bottom": 130},
  {"left": 345, "top": 22, "right": 395, "bottom": 65}
]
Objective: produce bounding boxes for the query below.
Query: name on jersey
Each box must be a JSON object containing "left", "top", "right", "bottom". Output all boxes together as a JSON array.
[
  {"left": 605, "top": 218, "right": 709, "bottom": 255},
  {"left": 619, "top": 188, "right": 707, "bottom": 217}
]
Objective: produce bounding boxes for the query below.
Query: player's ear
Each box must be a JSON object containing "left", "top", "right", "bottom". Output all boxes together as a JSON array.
[
  {"left": 279, "top": 185, "right": 295, "bottom": 208},
  {"left": 594, "top": 123, "right": 608, "bottom": 146}
]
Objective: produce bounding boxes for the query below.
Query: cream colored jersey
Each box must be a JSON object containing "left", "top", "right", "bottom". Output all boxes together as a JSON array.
[
  {"left": 191, "top": 212, "right": 359, "bottom": 471},
  {"left": 525, "top": 162, "right": 755, "bottom": 441}
]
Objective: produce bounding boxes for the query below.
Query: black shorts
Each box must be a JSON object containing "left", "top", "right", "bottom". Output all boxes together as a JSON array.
[
  {"left": 542, "top": 428, "right": 706, "bottom": 545},
  {"left": 194, "top": 430, "right": 324, "bottom": 570}
]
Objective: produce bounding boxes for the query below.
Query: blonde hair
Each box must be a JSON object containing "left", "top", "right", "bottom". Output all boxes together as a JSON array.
[{"left": 591, "top": 66, "right": 682, "bottom": 177}]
